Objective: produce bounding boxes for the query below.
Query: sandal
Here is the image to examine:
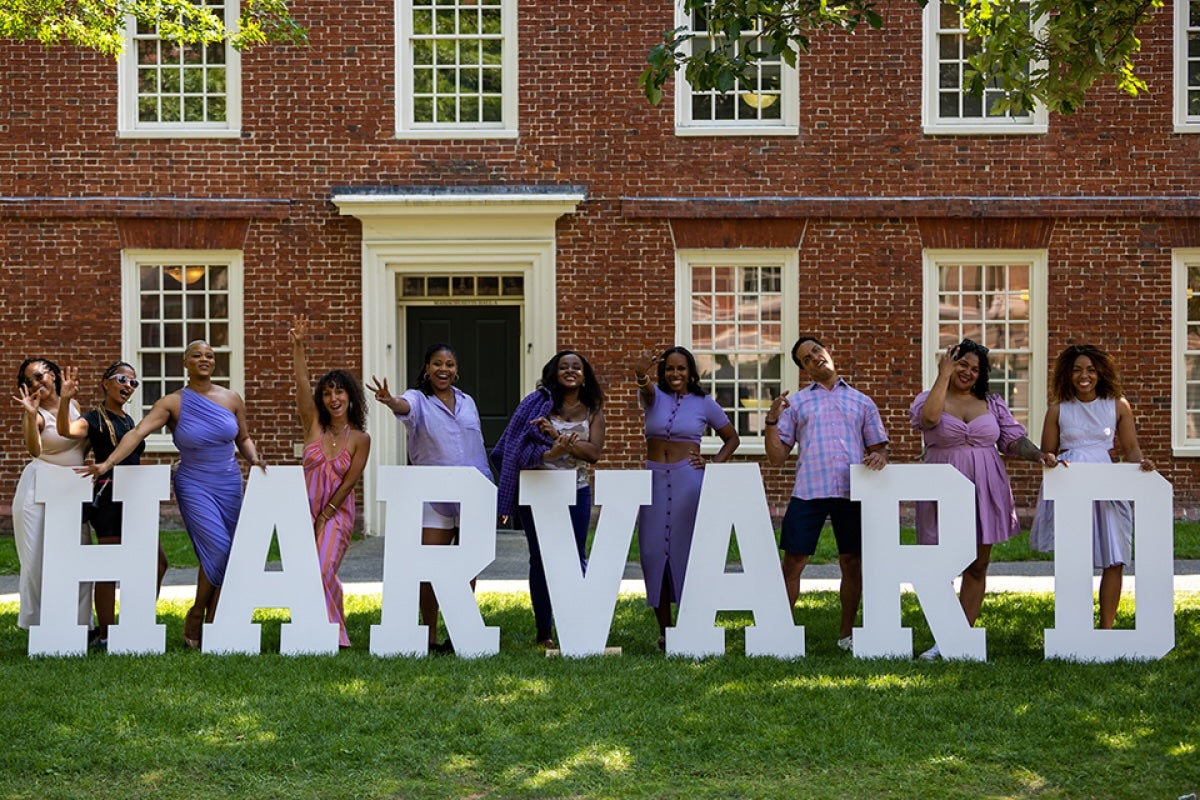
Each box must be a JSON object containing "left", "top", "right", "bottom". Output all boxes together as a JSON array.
[{"left": 183, "top": 606, "right": 204, "bottom": 650}]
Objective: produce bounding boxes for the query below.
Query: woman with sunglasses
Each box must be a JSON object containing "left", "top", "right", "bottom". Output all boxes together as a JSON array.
[
  {"left": 11, "top": 357, "right": 92, "bottom": 631},
  {"left": 57, "top": 361, "right": 169, "bottom": 647},
  {"left": 82, "top": 340, "right": 266, "bottom": 649},
  {"left": 910, "top": 338, "right": 1056, "bottom": 659}
]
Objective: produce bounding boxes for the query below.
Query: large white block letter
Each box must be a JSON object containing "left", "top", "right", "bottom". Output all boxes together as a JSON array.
[
  {"left": 31, "top": 466, "right": 169, "bottom": 656},
  {"left": 851, "top": 464, "right": 985, "bottom": 660},
  {"left": 370, "top": 466, "right": 499, "bottom": 658},
  {"left": 205, "top": 466, "right": 339, "bottom": 655},
  {"left": 520, "top": 469, "right": 650, "bottom": 657},
  {"left": 670, "top": 463, "right": 804, "bottom": 659},
  {"left": 1043, "top": 464, "right": 1174, "bottom": 662}
]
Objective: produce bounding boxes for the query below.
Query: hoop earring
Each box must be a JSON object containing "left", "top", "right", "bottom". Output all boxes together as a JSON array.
[{"left": 453, "top": 374, "right": 461, "bottom": 384}]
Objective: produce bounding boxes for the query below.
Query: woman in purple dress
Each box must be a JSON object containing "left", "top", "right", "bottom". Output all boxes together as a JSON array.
[
  {"left": 1029, "top": 344, "right": 1154, "bottom": 629},
  {"left": 84, "top": 340, "right": 266, "bottom": 649},
  {"left": 629, "top": 346, "right": 739, "bottom": 649},
  {"left": 910, "top": 339, "right": 1055, "bottom": 659}
]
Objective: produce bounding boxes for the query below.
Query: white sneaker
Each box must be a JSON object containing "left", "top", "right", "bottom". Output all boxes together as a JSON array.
[
  {"left": 918, "top": 643, "right": 941, "bottom": 661},
  {"left": 837, "top": 635, "right": 853, "bottom": 652}
]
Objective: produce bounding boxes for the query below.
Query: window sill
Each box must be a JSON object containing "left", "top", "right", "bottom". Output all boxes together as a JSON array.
[
  {"left": 922, "top": 122, "right": 1048, "bottom": 136},
  {"left": 118, "top": 129, "right": 242, "bottom": 139},
  {"left": 675, "top": 125, "right": 798, "bottom": 138}
]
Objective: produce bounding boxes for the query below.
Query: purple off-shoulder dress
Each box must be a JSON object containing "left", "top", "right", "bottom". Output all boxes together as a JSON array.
[
  {"left": 173, "top": 388, "right": 243, "bottom": 586},
  {"left": 910, "top": 392, "right": 1025, "bottom": 546}
]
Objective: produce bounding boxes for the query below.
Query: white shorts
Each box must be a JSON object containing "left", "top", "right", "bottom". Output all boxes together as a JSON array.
[{"left": 422, "top": 503, "right": 460, "bottom": 530}]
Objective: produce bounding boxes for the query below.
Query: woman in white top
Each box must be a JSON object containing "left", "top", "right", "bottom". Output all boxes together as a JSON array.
[
  {"left": 492, "top": 351, "right": 606, "bottom": 648},
  {"left": 1030, "top": 344, "right": 1153, "bottom": 629},
  {"left": 11, "top": 357, "right": 92, "bottom": 630}
]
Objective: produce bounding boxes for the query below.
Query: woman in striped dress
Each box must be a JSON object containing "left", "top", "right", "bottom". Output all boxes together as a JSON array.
[{"left": 290, "top": 316, "right": 371, "bottom": 648}]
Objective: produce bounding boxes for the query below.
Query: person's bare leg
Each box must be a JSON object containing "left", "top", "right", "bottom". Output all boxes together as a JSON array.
[
  {"left": 782, "top": 552, "right": 809, "bottom": 611},
  {"left": 837, "top": 553, "right": 863, "bottom": 639},
  {"left": 1098, "top": 564, "right": 1124, "bottom": 629},
  {"left": 420, "top": 526, "right": 455, "bottom": 646},
  {"left": 958, "top": 543, "right": 993, "bottom": 626}
]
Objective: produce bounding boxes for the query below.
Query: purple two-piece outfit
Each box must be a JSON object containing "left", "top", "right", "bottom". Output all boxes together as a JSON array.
[{"left": 638, "top": 386, "right": 731, "bottom": 606}]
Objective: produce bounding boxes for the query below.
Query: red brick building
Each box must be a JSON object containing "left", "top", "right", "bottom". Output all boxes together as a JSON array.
[{"left": 3, "top": 0, "right": 1200, "bottom": 532}]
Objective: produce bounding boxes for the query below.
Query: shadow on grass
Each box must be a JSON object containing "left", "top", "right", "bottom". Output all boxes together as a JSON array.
[{"left": 0, "top": 594, "right": 1196, "bottom": 799}]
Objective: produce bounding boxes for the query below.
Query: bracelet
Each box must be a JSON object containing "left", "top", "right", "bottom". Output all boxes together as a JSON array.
[
  {"left": 326, "top": 503, "right": 337, "bottom": 515},
  {"left": 635, "top": 374, "right": 650, "bottom": 387},
  {"left": 765, "top": 418, "right": 779, "bottom": 426}
]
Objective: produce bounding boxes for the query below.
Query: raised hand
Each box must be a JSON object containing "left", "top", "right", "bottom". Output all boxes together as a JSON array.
[
  {"left": 60, "top": 366, "right": 80, "bottom": 401},
  {"left": 367, "top": 375, "right": 391, "bottom": 401},
  {"left": 289, "top": 314, "right": 308, "bottom": 346},
  {"left": 13, "top": 384, "right": 41, "bottom": 415}
]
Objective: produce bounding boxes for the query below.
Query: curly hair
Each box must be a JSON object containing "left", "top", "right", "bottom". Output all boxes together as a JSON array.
[
  {"left": 412, "top": 342, "right": 457, "bottom": 396},
  {"left": 656, "top": 346, "right": 706, "bottom": 397},
  {"left": 538, "top": 350, "right": 605, "bottom": 413},
  {"left": 315, "top": 369, "right": 368, "bottom": 431},
  {"left": 16, "top": 357, "right": 62, "bottom": 394},
  {"left": 951, "top": 338, "right": 991, "bottom": 400},
  {"left": 1050, "top": 344, "right": 1122, "bottom": 403}
]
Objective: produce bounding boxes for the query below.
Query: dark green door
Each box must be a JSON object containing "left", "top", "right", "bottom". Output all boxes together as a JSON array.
[{"left": 405, "top": 305, "right": 522, "bottom": 451}]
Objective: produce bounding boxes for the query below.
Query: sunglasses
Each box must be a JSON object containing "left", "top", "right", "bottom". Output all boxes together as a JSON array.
[{"left": 108, "top": 374, "right": 140, "bottom": 389}]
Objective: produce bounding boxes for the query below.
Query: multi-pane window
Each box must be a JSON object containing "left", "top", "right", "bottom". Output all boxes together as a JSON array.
[
  {"left": 117, "top": 1, "right": 241, "bottom": 136},
  {"left": 926, "top": 252, "right": 1046, "bottom": 431},
  {"left": 1173, "top": 251, "right": 1200, "bottom": 450},
  {"left": 123, "top": 252, "right": 243, "bottom": 445},
  {"left": 922, "top": 1, "right": 1046, "bottom": 133},
  {"left": 1174, "top": 0, "right": 1200, "bottom": 129},
  {"left": 675, "top": 2, "right": 798, "bottom": 135},
  {"left": 680, "top": 251, "right": 798, "bottom": 444},
  {"left": 397, "top": 0, "right": 517, "bottom": 137}
]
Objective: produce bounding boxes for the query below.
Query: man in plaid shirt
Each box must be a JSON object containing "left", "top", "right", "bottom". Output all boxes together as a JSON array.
[{"left": 765, "top": 336, "right": 889, "bottom": 653}]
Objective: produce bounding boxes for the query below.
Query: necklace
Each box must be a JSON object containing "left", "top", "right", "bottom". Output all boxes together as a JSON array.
[{"left": 325, "top": 426, "right": 348, "bottom": 450}]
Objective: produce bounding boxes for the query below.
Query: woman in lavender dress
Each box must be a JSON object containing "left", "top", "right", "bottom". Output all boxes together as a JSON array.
[
  {"left": 629, "top": 346, "right": 739, "bottom": 649},
  {"left": 84, "top": 341, "right": 266, "bottom": 649},
  {"left": 910, "top": 339, "right": 1055, "bottom": 659},
  {"left": 1030, "top": 344, "right": 1154, "bottom": 629},
  {"left": 369, "top": 343, "right": 492, "bottom": 654}
]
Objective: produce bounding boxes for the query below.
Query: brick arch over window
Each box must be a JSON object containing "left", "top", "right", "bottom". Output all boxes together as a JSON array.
[
  {"left": 116, "top": 219, "right": 251, "bottom": 251},
  {"left": 916, "top": 218, "right": 1054, "bottom": 250},
  {"left": 669, "top": 219, "right": 805, "bottom": 250}
]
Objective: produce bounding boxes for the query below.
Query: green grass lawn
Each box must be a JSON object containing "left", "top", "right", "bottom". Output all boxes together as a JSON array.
[{"left": 0, "top": 592, "right": 1196, "bottom": 799}]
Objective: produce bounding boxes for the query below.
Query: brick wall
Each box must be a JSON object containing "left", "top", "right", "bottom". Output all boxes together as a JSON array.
[{"left": 1, "top": 2, "right": 1197, "bottom": 522}]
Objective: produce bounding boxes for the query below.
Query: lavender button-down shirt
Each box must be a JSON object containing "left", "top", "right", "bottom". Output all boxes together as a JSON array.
[
  {"left": 775, "top": 378, "right": 888, "bottom": 500},
  {"left": 397, "top": 387, "right": 492, "bottom": 479}
]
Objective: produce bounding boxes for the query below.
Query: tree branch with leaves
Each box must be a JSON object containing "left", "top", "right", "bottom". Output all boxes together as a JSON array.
[
  {"left": 0, "top": 0, "right": 306, "bottom": 57},
  {"left": 640, "top": 0, "right": 1163, "bottom": 115}
]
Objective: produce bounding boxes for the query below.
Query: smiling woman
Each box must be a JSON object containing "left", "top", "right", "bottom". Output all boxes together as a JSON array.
[
  {"left": 368, "top": 341, "right": 494, "bottom": 654},
  {"left": 80, "top": 339, "right": 266, "bottom": 649},
  {"left": 289, "top": 315, "right": 371, "bottom": 649}
]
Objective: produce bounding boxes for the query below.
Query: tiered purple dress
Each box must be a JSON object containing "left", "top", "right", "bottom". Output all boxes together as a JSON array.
[
  {"left": 910, "top": 392, "right": 1025, "bottom": 545},
  {"left": 173, "top": 388, "right": 243, "bottom": 586},
  {"left": 1029, "top": 397, "right": 1133, "bottom": 568}
]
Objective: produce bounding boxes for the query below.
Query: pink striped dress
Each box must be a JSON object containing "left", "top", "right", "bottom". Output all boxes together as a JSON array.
[{"left": 303, "top": 430, "right": 356, "bottom": 647}]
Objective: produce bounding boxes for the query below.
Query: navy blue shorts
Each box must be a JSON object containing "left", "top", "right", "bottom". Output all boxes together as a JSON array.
[{"left": 779, "top": 497, "right": 862, "bottom": 556}]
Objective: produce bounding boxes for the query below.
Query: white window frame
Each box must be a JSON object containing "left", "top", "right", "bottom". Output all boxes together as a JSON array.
[
  {"left": 675, "top": 248, "right": 799, "bottom": 455},
  {"left": 1174, "top": 0, "right": 1200, "bottom": 131},
  {"left": 116, "top": 3, "right": 242, "bottom": 138},
  {"left": 121, "top": 249, "right": 245, "bottom": 451},
  {"left": 395, "top": 0, "right": 519, "bottom": 139},
  {"left": 1172, "top": 249, "right": 1200, "bottom": 453},
  {"left": 921, "top": 0, "right": 1048, "bottom": 135},
  {"left": 922, "top": 249, "right": 1047, "bottom": 441},
  {"left": 673, "top": 1, "right": 799, "bottom": 137}
]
